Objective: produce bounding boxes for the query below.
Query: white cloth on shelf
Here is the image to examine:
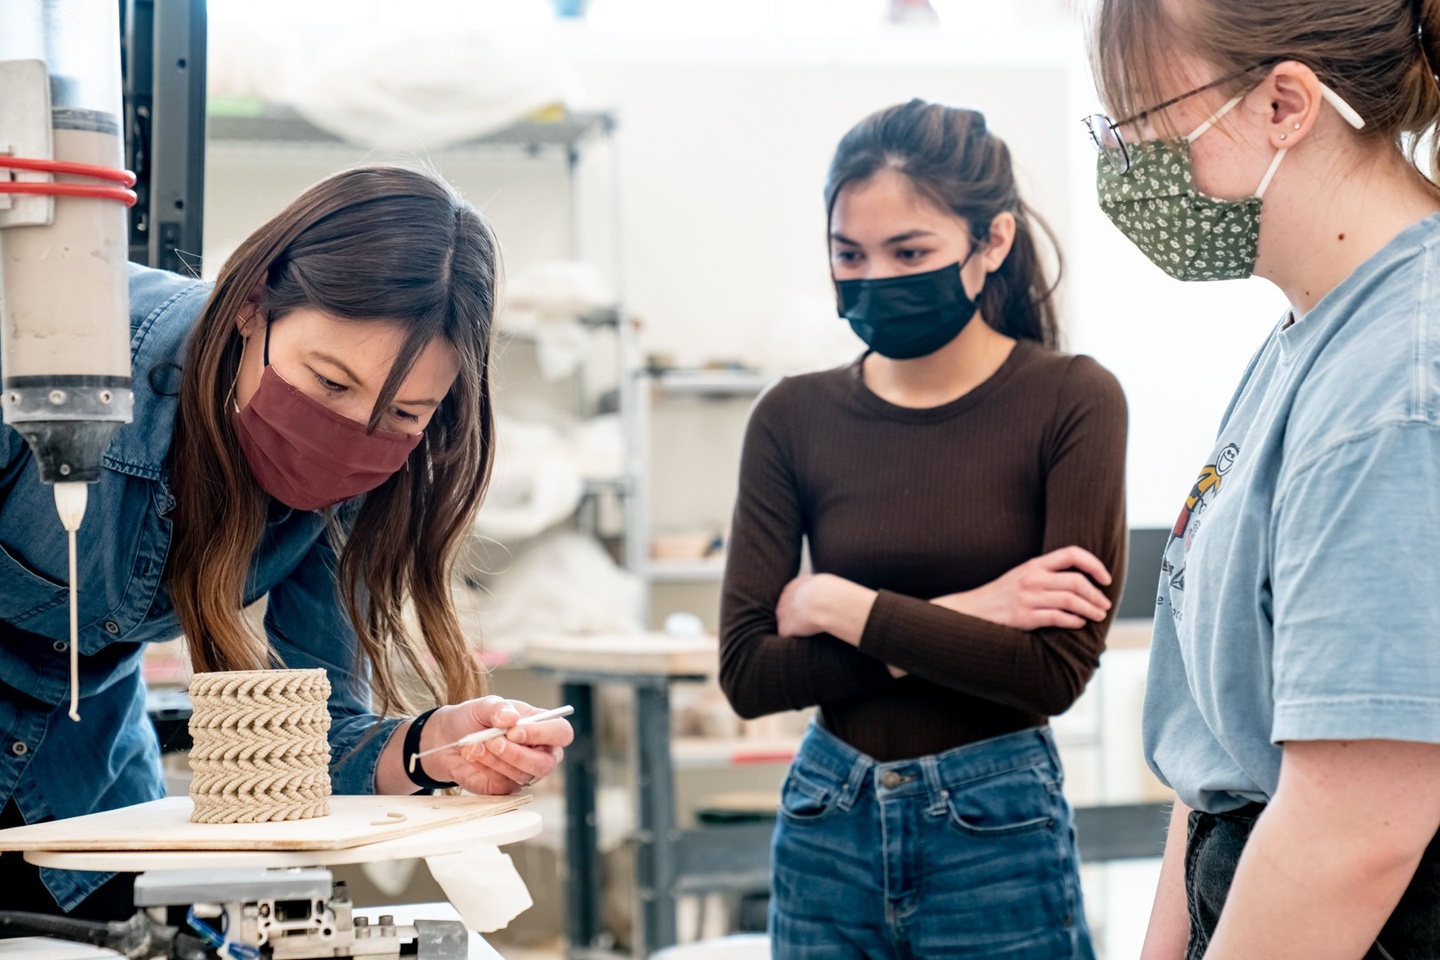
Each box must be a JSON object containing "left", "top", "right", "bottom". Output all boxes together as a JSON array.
[
  {"left": 473, "top": 414, "right": 621, "bottom": 542},
  {"left": 500, "top": 261, "right": 615, "bottom": 381},
  {"left": 475, "top": 418, "right": 585, "bottom": 542},
  {"left": 289, "top": 27, "right": 581, "bottom": 149},
  {"left": 458, "top": 530, "right": 643, "bottom": 651},
  {"left": 213, "top": 23, "right": 584, "bottom": 150}
]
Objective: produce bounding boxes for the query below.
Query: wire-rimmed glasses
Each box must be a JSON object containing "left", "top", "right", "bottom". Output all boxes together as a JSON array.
[
  {"left": 1083, "top": 63, "right": 1271, "bottom": 176},
  {"left": 1084, "top": 114, "right": 1130, "bottom": 175}
]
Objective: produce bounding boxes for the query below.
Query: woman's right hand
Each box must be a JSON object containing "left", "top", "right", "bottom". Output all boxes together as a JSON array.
[{"left": 930, "top": 546, "right": 1113, "bottom": 630}]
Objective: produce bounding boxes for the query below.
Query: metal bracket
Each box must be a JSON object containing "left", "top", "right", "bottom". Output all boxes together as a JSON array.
[
  {"left": 0, "top": 59, "right": 55, "bottom": 228},
  {"left": 133, "top": 866, "right": 334, "bottom": 906}
]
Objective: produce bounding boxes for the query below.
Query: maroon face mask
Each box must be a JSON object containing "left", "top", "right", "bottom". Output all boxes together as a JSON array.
[{"left": 231, "top": 328, "right": 423, "bottom": 512}]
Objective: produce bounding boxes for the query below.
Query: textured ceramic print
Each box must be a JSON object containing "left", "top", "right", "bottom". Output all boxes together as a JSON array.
[{"left": 1096, "top": 138, "right": 1261, "bottom": 282}]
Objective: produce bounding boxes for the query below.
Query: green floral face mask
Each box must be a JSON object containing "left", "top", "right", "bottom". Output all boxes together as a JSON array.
[{"left": 1097, "top": 95, "right": 1286, "bottom": 283}]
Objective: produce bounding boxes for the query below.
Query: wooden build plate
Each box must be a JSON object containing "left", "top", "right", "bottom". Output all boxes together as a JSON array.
[
  {"left": 24, "top": 810, "right": 541, "bottom": 872},
  {"left": 0, "top": 793, "right": 531, "bottom": 853}
]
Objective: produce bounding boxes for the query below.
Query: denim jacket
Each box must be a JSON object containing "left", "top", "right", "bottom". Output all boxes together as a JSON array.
[{"left": 0, "top": 264, "right": 404, "bottom": 909}]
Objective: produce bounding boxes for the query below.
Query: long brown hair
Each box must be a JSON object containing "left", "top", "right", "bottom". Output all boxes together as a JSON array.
[
  {"left": 823, "top": 99, "right": 1063, "bottom": 347},
  {"left": 168, "top": 165, "right": 496, "bottom": 713},
  {"left": 1090, "top": 0, "right": 1440, "bottom": 175}
]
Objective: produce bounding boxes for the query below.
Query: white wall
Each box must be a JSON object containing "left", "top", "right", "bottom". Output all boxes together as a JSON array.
[
  {"left": 565, "top": 24, "right": 1291, "bottom": 528},
  {"left": 203, "top": 16, "right": 1290, "bottom": 535}
]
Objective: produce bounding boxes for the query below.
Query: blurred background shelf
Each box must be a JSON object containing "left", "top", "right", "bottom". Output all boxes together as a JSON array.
[
  {"left": 208, "top": 100, "right": 617, "bottom": 153},
  {"left": 648, "top": 369, "right": 772, "bottom": 397},
  {"left": 643, "top": 559, "right": 727, "bottom": 583}
]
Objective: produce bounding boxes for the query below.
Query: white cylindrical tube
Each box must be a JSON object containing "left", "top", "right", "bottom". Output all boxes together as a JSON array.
[{"left": 0, "top": 0, "right": 133, "bottom": 484}]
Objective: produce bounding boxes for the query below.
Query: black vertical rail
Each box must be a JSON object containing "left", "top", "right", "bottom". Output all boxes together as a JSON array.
[
  {"left": 562, "top": 681, "right": 602, "bottom": 956},
  {"left": 635, "top": 682, "right": 678, "bottom": 954},
  {"left": 120, "top": 0, "right": 153, "bottom": 265},
  {"left": 121, "top": 0, "right": 205, "bottom": 273}
]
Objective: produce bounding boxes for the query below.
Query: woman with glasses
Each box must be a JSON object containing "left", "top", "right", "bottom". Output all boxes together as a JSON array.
[
  {"left": 719, "top": 99, "right": 1128, "bottom": 959},
  {"left": 1087, "top": 2, "right": 1440, "bottom": 958}
]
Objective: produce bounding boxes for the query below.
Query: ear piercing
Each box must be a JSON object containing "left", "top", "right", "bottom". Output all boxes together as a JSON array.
[{"left": 1279, "top": 133, "right": 1287, "bottom": 140}]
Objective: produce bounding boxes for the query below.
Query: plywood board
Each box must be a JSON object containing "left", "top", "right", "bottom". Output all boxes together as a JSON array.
[
  {"left": 524, "top": 633, "right": 717, "bottom": 677},
  {"left": 0, "top": 793, "right": 530, "bottom": 853},
  {"left": 25, "top": 810, "right": 541, "bottom": 872}
]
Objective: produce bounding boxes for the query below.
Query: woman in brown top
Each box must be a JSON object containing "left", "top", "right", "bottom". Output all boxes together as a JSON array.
[{"left": 719, "top": 100, "right": 1128, "bottom": 959}]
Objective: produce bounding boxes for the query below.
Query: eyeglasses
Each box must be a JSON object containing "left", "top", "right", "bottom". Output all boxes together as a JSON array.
[{"left": 1083, "top": 62, "right": 1271, "bottom": 175}]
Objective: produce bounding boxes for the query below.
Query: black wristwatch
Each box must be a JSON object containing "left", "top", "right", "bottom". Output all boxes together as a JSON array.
[{"left": 403, "top": 707, "right": 459, "bottom": 792}]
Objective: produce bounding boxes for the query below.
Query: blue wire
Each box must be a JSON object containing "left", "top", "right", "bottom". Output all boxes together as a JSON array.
[{"left": 185, "top": 906, "right": 260, "bottom": 960}]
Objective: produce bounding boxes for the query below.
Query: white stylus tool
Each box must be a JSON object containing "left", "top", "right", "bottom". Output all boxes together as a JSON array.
[{"left": 408, "top": 704, "right": 575, "bottom": 773}]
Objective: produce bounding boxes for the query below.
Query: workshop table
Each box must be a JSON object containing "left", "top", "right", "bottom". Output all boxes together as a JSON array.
[{"left": 525, "top": 634, "right": 717, "bottom": 959}]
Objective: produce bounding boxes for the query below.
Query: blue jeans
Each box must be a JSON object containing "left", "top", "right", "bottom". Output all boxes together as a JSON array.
[{"left": 770, "top": 722, "right": 1094, "bottom": 960}]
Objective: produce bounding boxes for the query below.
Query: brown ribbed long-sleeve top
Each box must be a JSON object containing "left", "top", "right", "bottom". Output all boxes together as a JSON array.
[{"left": 719, "top": 341, "right": 1129, "bottom": 761}]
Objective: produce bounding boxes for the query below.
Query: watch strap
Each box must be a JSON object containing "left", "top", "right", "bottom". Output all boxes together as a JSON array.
[{"left": 403, "top": 707, "right": 458, "bottom": 792}]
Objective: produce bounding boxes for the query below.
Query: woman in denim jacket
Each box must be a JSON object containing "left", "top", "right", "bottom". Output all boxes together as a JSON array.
[{"left": 0, "top": 165, "right": 572, "bottom": 917}]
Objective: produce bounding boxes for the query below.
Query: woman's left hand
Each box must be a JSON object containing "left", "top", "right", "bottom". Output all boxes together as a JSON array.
[
  {"left": 776, "top": 573, "right": 877, "bottom": 645},
  {"left": 421, "top": 696, "right": 574, "bottom": 795}
]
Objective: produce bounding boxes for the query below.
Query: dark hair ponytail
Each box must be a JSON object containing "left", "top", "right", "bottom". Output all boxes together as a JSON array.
[{"left": 824, "top": 99, "right": 1063, "bottom": 347}]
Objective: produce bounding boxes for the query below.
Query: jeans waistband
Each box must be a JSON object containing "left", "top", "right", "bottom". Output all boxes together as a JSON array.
[{"left": 794, "top": 721, "right": 1062, "bottom": 810}]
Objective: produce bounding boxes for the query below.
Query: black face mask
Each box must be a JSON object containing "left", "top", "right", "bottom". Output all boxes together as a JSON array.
[{"left": 834, "top": 260, "right": 978, "bottom": 360}]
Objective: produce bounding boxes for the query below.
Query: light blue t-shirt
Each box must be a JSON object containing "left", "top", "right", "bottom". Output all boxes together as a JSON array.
[{"left": 1144, "top": 213, "right": 1440, "bottom": 813}]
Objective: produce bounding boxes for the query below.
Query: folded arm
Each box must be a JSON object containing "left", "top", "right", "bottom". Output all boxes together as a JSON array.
[{"left": 718, "top": 395, "right": 895, "bottom": 720}]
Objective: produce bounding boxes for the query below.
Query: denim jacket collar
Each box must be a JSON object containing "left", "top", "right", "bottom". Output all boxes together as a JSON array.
[{"left": 102, "top": 265, "right": 213, "bottom": 482}]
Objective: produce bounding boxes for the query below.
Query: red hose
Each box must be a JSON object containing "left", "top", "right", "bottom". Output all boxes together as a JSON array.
[
  {"left": 0, "top": 156, "right": 139, "bottom": 207},
  {"left": 0, "top": 181, "right": 137, "bottom": 205}
]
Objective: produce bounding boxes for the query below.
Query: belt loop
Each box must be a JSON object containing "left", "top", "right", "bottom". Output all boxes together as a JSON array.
[
  {"left": 1038, "top": 726, "right": 1063, "bottom": 775},
  {"left": 836, "top": 753, "right": 870, "bottom": 812},
  {"left": 920, "top": 755, "right": 946, "bottom": 815}
]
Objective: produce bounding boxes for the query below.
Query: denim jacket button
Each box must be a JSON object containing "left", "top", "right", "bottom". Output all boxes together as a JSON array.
[
  {"left": 11, "top": 742, "right": 27, "bottom": 757},
  {"left": 52, "top": 640, "right": 68, "bottom": 653},
  {"left": 104, "top": 620, "right": 120, "bottom": 635}
]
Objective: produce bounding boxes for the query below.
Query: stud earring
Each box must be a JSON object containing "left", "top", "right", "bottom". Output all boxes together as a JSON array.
[
  {"left": 1279, "top": 132, "right": 1288, "bottom": 141},
  {"left": 1293, "top": 123, "right": 1301, "bottom": 130}
]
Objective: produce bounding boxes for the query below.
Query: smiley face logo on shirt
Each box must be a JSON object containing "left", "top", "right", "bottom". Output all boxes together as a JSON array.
[{"left": 1172, "top": 443, "right": 1241, "bottom": 539}]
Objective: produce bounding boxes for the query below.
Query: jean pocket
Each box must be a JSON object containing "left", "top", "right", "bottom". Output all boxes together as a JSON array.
[
  {"left": 945, "top": 766, "right": 1057, "bottom": 838},
  {"left": 778, "top": 764, "right": 841, "bottom": 823}
]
